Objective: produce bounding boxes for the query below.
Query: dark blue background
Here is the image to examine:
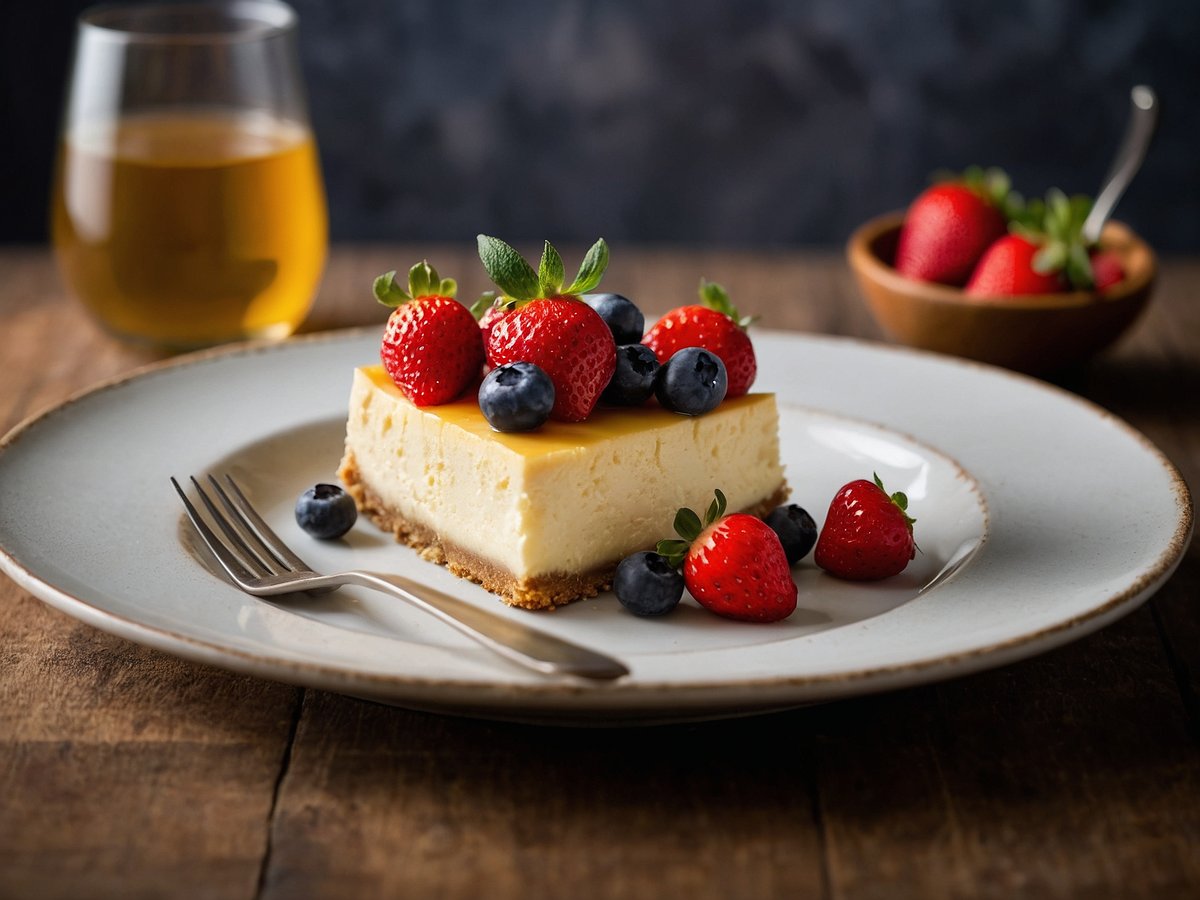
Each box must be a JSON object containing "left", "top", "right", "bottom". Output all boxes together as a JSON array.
[{"left": 3, "top": 0, "right": 1197, "bottom": 249}]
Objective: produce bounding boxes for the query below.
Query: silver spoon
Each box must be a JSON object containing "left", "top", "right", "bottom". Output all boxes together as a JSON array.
[{"left": 1081, "top": 85, "right": 1158, "bottom": 244}]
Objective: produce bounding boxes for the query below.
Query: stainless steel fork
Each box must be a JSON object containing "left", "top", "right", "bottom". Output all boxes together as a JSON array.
[{"left": 171, "top": 474, "right": 629, "bottom": 681}]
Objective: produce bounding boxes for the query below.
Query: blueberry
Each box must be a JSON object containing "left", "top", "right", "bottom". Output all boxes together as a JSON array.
[
  {"left": 654, "top": 346, "right": 728, "bottom": 415},
  {"left": 614, "top": 551, "right": 685, "bottom": 617},
  {"left": 602, "top": 344, "right": 661, "bottom": 406},
  {"left": 479, "top": 361, "right": 555, "bottom": 432},
  {"left": 295, "top": 484, "right": 357, "bottom": 540},
  {"left": 584, "top": 293, "right": 644, "bottom": 344},
  {"left": 765, "top": 504, "right": 818, "bottom": 565}
]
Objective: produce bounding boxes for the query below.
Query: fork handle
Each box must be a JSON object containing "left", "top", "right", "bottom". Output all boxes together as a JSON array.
[{"left": 313, "top": 571, "right": 630, "bottom": 681}]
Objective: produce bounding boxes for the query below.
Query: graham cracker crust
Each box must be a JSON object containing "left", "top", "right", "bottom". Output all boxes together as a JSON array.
[{"left": 338, "top": 448, "right": 790, "bottom": 611}]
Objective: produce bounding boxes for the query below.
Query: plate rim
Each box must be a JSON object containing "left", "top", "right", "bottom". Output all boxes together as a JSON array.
[{"left": 0, "top": 328, "right": 1193, "bottom": 709}]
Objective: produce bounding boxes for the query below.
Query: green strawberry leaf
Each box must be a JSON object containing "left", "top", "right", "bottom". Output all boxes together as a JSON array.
[
  {"left": 656, "top": 539, "right": 690, "bottom": 570},
  {"left": 1033, "top": 242, "right": 1067, "bottom": 275},
  {"left": 699, "top": 279, "right": 757, "bottom": 329},
  {"left": 470, "top": 291, "right": 498, "bottom": 320},
  {"left": 564, "top": 238, "right": 609, "bottom": 294},
  {"left": 538, "top": 241, "right": 565, "bottom": 298},
  {"left": 373, "top": 271, "right": 410, "bottom": 308},
  {"left": 477, "top": 235, "right": 540, "bottom": 300},
  {"left": 1066, "top": 242, "right": 1096, "bottom": 290},
  {"left": 705, "top": 488, "right": 728, "bottom": 526},
  {"left": 674, "top": 507, "right": 704, "bottom": 543}
]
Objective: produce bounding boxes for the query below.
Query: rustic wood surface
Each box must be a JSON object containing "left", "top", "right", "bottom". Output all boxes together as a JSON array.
[{"left": 1, "top": 244, "right": 1197, "bottom": 899}]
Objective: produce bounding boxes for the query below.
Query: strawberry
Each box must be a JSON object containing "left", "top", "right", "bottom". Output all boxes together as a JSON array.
[
  {"left": 373, "top": 261, "right": 484, "bottom": 406},
  {"left": 1090, "top": 249, "right": 1125, "bottom": 292},
  {"left": 814, "top": 474, "right": 917, "bottom": 581},
  {"left": 470, "top": 291, "right": 512, "bottom": 347},
  {"left": 642, "top": 280, "right": 757, "bottom": 397},
  {"left": 964, "top": 235, "right": 1065, "bottom": 296},
  {"left": 894, "top": 168, "right": 1010, "bottom": 286},
  {"left": 477, "top": 235, "right": 616, "bottom": 422},
  {"left": 657, "top": 490, "right": 796, "bottom": 622}
]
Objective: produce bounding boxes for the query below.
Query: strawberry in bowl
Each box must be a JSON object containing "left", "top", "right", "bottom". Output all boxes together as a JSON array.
[{"left": 847, "top": 168, "right": 1157, "bottom": 374}]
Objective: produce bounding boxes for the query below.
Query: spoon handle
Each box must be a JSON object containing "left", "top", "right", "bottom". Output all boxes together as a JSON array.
[{"left": 1082, "top": 85, "right": 1158, "bottom": 244}]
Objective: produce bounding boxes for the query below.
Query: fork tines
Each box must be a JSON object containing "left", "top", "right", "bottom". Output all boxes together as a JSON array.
[{"left": 171, "top": 474, "right": 310, "bottom": 584}]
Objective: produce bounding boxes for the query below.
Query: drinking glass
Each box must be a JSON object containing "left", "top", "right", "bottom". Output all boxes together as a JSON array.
[{"left": 52, "top": 1, "right": 327, "bottom": 350}]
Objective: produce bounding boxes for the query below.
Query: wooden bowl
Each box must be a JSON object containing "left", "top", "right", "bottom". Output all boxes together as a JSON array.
[{"left": 846, "top": 213, "right": 1157, "bottom": 374}]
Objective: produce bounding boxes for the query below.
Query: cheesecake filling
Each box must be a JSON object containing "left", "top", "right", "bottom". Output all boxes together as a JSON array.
[{"left": 340, "top": 365, "right": 788, "bottom": 607}]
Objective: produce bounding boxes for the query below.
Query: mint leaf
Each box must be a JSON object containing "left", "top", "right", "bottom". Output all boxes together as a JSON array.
[
  {"left": 373, "top": 271, "right": 410, "bottom": 308},
  {"left": 673, "top": 507, "right": 703, "bottom": 542},
  {"left": 565, "top": 238, "right": 609, "bottom": 294},
  {"left": 538, "top": 241, "right": 565, "bottom": 297},
  {"left": 477, "top": 235, "right": 540, "bottom": 300}
]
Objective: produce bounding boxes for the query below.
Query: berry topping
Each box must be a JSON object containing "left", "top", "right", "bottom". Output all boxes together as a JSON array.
[
  {"left": 584, "top": 293, "right": 645, "bottom": 344},
  {"left": 654, "top": 346, "right": 727, "bottom": 416},
  {"left": 657, "top": 489, "right": 796, "bottom": 623},
  {"left": 478, "top": 361, "right": 556, "bottom": 432},
  {"left": 295, "top": 484, "right": 357, "bottom": 540},
  {"left": 374, "top": 261, "right": 484, "bottom": 406},
  {"left": 1090, "top": 249, "right": 1126, "bottom": 292},
  {"left": 477, "top": 235, "right": 617, "bottom": 422},
  {"left": 613, "top": 551, "right": 685, "bottom": 617},
  {"left": 642, "top": 280, "right": 757, "bottom": 397},
  {"left": 601, "top": 343, "right": 660, "bottom": 406},
  {"left": 814, "top": 473, "right": 918, "bottom": 581},
  {"left": 765, "top": 504, "right": 818, "bottom": 565}
]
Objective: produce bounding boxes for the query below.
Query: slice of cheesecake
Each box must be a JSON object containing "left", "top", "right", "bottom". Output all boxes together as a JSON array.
[{"left": 338, "top": 365, "right": 788, "bottom": 610}]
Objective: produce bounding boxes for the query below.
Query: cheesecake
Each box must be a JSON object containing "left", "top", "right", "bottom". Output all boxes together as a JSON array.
[{"left": 338, "top": 365, "right": 789, "bottom": 610}]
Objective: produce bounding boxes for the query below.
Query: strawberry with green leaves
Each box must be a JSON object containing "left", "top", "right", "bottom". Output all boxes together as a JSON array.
[
  {"left": 655, "top": 489, "right": 797, "bottom": 623},
  {"left": 476, "top": 235, "right": 616, "bottom": 422},
  {"left": 814, "top": 474, "right": 917, "bottom": 581},
  {"left": 894, "top": 167, "right": 1011, "bottom": 286},
  {"left": 642, "top": 280, "right": 757, "bottom": 397},
  {"left": 374, "top": 261, "right": 484, "bottom": 406}
]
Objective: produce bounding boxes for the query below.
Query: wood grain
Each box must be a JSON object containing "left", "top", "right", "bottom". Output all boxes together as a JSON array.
[{"left": 1, "top": 245, "right": 1197, "bottom": 899}]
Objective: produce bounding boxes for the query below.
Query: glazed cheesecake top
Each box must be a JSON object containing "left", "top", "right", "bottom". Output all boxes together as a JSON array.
[{"left": 358, "top": 364, "right": 774, "bottom": 460}]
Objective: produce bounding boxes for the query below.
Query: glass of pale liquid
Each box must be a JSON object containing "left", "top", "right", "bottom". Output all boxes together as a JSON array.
[{"left": 52, "top": 1, "right": 327, "bottom": 350}]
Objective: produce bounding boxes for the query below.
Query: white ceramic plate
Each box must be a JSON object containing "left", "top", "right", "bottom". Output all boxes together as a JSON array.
[{"left": 0, "top": 330, "right": 1191, "bottom": 724}]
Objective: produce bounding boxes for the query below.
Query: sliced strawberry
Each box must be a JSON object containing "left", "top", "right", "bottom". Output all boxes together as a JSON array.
[
  {"left": 814, "top": 474, "right": 917, "bottom": 581},
  {"left": 374, "top": 262, "right": 484, "bottom": 406},
  {"left": 895, "top": 173, "right": 1009, "bottom": 286},
  {"left": 657, "top": 490, "right": 796, "bottom": 623},
  {"left": 964, "top": 235, "right": 1065, "bottom": 296},
  {"left": 476, "top": 236, "right": 616, "bottom": 422},
  {"left": 642, "top": 280, "right": 757, "bottom": 397}
]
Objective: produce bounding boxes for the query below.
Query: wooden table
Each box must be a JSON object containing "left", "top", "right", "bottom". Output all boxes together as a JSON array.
[{"left": 2, "top": 244, "right": 1198, "bottom": 899}]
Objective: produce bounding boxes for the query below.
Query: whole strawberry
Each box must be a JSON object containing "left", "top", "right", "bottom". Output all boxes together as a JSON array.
[
  {"left": 477, "top": 235, "right": 616, "bottom": 422},
  {"left": 657, "top": 489, "right": 796, "bottom": 622},
  {"left": 815, "top": 474, "right": 917, "bottom": 581},
  {"left": 1090, "top": 250, "right": 1125, "bottom": 292},
  {"left": 374, "top": 261, "right": 484, "bottom": 406},
  {"left": 964, "top": 235, "right": 1064, "bottom": 296},
  {"left": 642, "top": 280, "right": 757, "bottom": 397},
  {"left": 894, "top": 168, "right": 1009, "bottom": 286}
]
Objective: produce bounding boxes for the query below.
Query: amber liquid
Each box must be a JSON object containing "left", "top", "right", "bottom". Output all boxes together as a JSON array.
[{"left": 52, "top": 112, "right": 327, "bottom": 349}]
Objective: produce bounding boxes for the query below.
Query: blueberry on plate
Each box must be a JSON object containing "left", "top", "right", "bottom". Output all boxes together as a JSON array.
[
  {"left": 602, "top": 344, "right": 660, "bottom": 406},
  {"left": 584, "top": 293, "right": 644, "bottom": 344},
  {"left": 614, "top": 551, "right": 685, "bottom": 616},
  {"left": 765, "top": 504, "right": 818, "bottom": 565},
  {"left": 295, "top": 484, "right": 357, "bottom": 540},
  {"left": 654, "top": 346, "right": 728, "bottom": 415},
  {"left": 479, "top": 361, "right": 556, "bottom": 432}
]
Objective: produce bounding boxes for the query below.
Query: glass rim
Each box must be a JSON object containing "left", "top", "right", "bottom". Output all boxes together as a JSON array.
[{"left": 78, "top": 0, "right": 297, "bottom": 45}]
